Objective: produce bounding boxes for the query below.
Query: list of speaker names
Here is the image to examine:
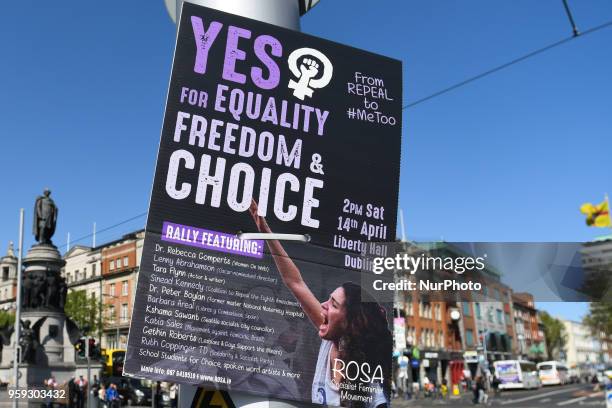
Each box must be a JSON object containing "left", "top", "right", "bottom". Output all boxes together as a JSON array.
[{"left": 132, "top": 241, "right": 307, "bottom": 384}]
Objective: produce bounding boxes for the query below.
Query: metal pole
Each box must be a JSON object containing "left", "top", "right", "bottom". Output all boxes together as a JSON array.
[
  {"left": 86, "top": 336, "right": 91, "bottom": 408},
  {"left": 171, "top": 0, "right": 300, "bottom": 31},
  {"left": 93, "top": 222, "right": 96, "bottom": 248},
  {"left": 561, "top": 0, "right": 580, "bottom": 37},
  {"left": 98, "top": 279, "right": 103, "bottom": 347},
  {"left": 399, "top": 209, "right": 407, "bottom": 242},
  {"left": 13, "top": 209, "right": 24, "bottom": 408}
]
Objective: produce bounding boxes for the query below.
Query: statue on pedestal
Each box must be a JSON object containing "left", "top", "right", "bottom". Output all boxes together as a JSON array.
[{"left": 32, "top": 189, "right": 58, "bottom": 245}]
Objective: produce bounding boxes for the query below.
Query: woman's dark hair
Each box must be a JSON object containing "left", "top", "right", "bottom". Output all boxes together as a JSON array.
[{"left": 338, "top": 282, "right": 391, "bottom": 407}]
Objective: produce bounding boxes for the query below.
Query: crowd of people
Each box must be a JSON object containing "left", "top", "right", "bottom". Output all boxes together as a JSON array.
[
  {"left": 391, "top": 373, "right": 503, "bottom": 405},
  {"left": 42, "top": 374, "right": 178, "bottom": 407}
]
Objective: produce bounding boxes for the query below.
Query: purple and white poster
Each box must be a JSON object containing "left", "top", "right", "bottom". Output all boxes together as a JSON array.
[{"left": 125, "top": 3, "right": 402, "bottom": 406}]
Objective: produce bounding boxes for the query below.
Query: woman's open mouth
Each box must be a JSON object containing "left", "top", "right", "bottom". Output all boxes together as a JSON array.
[{"left": 319, "top": 313, "right": 329, "bottom": 332}]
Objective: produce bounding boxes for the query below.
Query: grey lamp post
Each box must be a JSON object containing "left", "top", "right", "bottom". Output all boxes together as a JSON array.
[{"left": 164, "top": 0, "right": 321, "bottom": 31}]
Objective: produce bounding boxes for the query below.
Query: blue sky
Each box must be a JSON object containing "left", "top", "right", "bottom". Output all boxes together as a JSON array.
[{"left": 2, "top": 0, "right": 611, "bottom": 321}]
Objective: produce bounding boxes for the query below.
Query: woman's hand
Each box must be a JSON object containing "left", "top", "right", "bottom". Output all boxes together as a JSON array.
[{"left": 249, "top": 199, "right": 272, "bottom": 234}]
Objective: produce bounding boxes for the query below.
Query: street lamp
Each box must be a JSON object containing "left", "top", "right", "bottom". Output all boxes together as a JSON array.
[{"left": 450, "top": 307, "right": 466, "bottom": 351}]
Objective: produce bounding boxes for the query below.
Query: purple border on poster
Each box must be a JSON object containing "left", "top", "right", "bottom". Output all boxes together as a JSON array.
[{"left": 161, "top": 221, "right": 264, "bottom": 259}]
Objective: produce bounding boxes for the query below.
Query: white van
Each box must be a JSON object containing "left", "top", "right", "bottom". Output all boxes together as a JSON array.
[
  {"left": 493, "top": 360, "right": 541, "bottom": 389},
  {"left": 537, "top": 361, "right": 570, "bottom": 385}
]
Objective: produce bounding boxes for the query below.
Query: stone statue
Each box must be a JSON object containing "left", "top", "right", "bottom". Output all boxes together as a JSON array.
[
  {"left": 19, "top": 321, "right": 36, "bottom": 363},
  {"left": 32, "top": 273, "right": 46, "bottom": 308},
  {"left": 18, "top": 318, "right": 46, "bottom": 364},
  {"left": 22, "top": 270, "right": 66, "bottom": 310},
  {"left": 33, "top": 189, "right": 58, "bottom": 245},
  {"left": 58, "top": 280, "right": 67, "bottom": 309},
  {"left": 45, "top": 272, "right": 59, "bottom": 308},
  {"left": 22, "top": 273, "right": 32, "bottom": 308}
]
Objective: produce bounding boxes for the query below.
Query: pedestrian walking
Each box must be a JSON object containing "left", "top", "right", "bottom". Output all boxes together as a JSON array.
[
  {"left": 477, "top": 376, "right": 488, "bottom": 405},
  {"left": 75, "top": 375, "right": 88, "bottom": 408},
  {"left": 105, "top": 383, "right": 120, "bottom": 408},
  {"left": 97, "top": 384, "right": 106, "bottom": 408},
  {"left": 491, "top": 375, "right": 501, "bottom": 397}
]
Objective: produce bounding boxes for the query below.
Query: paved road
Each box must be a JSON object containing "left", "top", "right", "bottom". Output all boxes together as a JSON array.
[
  {"left": 392, "top": 383, "right": 606, "bottom": 407},
  {"left": 0, "top": 384, "right": 604, "bottom": 407}
]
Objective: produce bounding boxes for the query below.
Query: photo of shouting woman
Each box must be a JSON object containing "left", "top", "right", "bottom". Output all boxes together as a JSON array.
[{"left": 249, "top": 200, "right": 392, "bottom": 408}]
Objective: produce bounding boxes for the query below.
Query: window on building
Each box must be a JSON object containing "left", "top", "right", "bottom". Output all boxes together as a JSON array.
[
  {"left": 487, "top": 308, "right": 494, "bottom": 322},
  {"left": 122, "top": 281, "right": 128, "bottom": 296},
  {"left": 92, "top": 264, "right": 97, "bottom": 276},
  {"left": 483, "top": 287, "right": 489, "bottom": 298},
  {"left": 2, "top": 267, "right": 9, "bottom": 281},
  {"left": 494, "top": 288, "right": 500, "bottom": 300},
  {"left": 497, "top": 309, "right": 503, "bottom": 324},
  {"left": 83, "top": 267, "right": 87, "bottom": 278},
  {"left": 462, "top": 302, "right": 471, "bottom": 317},
  {"left": 124, "top": 256, "right": 129, "bottom": 267},
  {"left": 109, "top": 283, "right": 115, "bottom": 297},
  {"left": 406, "top": 327, "right": 416, "bottom": 345},
  {"left": 466, "top": 329, "right": 474, "bottom": 346},
  {"left": 116, "top": 258, "right": 122, "bottom": 268},
  {"left": 435, "top": 304, "right": 441, "bottom": 321},
  {"left": 475, "top": 303, "right": 481, "bottom": 319},
  {"left": 109, "top": 306, "right": 116, "bottom": 323},
  {"left": 75, "top": 270, "right": 79, "bottom": 280},
  {"left": 419, "top": 302, "right": 432, "bottom": 318},
  {"left": 505, "top": 312, "right": 511, "bottom": 325},
  {"left": 110, "top": 260, "right": 115, "bottom": 270},
  {"left": 121, "top": 304, "right": 128, "bottom": 322}
]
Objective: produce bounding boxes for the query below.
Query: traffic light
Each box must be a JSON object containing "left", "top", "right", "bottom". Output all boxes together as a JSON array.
[
  {"left": 75, "top": 338, "right": 85, "bottom": 358},
  {"left": 88, "top": 338, "right": 97, "bottom": 357}
]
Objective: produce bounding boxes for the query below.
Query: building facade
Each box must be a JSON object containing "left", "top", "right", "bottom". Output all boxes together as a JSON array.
[
  {"left": 63, "top": 230, "right": 144, "bottom": 350},
  {"left": 512, "top": 292, "right": 546, "bottom": 361},
  {"left": 562, "top": 319, "right": 611, "bottom": 368},
  {"left": 0, "top": 243, "right": 17, "bottom": 311},
  {"left": 393, "top": 242, "right": 524, "bottom": 388}
]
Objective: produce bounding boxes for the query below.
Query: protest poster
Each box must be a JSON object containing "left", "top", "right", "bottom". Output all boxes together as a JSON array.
[{"left": 124, "top": 3, "right": 402, "bottom": 406}]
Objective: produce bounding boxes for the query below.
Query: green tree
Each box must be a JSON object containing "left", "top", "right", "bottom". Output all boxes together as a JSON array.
[
  {"left": 0, "top": 310, "right": 15, "bottom": 327},
  {"left": 539, "top": 311, "right": 567, "bottom": 360},
  {"left": 64, "top": 290, "right": 107, "bottom": 337},
  {"left": 583, "top": 302, "right": 612, "bottom": 337}
]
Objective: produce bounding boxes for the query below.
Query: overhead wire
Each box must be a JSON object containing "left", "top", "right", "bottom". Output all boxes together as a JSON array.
[
  {"left": 59, "top": 212, "right": 147, "bottom": 250},
  {"left": 403, "top": 19, "right": 612, "bottom": 109}
]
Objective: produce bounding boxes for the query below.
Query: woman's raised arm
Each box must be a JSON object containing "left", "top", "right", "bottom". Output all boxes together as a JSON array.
[{"left": 249, "top": 200, "right": 323, "bottom": 329}]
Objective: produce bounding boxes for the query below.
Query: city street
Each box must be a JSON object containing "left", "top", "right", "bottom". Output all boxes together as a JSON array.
[{"left": 392, "top": 383, "right": 606, "bottom": 407}]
